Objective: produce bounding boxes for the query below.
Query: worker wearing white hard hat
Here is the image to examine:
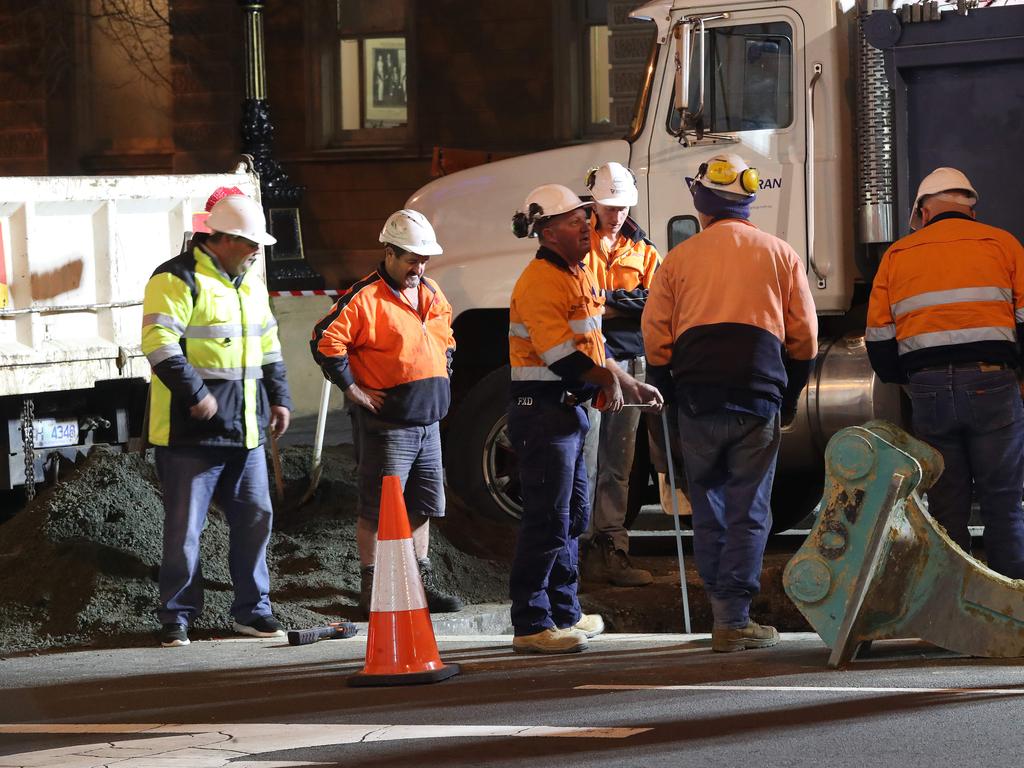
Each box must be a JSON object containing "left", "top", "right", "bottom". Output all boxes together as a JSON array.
[
  {"left": 578, "top": 162, "right": 663, "bottom": 589},
  {"left": 867, "top": 167, "right": 1024, "bottom": 578},
  {"left": 142, "top": 191, "right": 292, "bottom": 648},
  {"left": 507, "top": 183, "right": 663, "bottom": 655},
  {"left": 311, "top": 208, "right": 462, "bottom": 616}
]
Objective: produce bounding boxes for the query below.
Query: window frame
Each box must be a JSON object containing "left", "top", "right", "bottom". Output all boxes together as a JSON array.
[
  {"left": 665, "top": 20, "right": 795, "bottom": 137},
  {"left": 305, "top": 0, "right": 417, "bottom": 153}
]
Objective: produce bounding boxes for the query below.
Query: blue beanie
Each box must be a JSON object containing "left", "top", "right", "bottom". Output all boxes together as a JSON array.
[{"left": 690, "top": 181, "right": 754, "bottom": 221}]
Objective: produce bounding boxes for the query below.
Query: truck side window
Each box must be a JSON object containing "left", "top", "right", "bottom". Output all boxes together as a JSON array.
[
  {"left": 667, "top": 22, "right": 793, "bottom": 134},
  {"left": 668, "top": 216, "right": 699, "bottom": 250}
]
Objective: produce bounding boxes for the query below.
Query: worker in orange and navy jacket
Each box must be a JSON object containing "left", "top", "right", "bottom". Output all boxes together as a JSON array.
[
  {"left": 866, "top": 167, "right": 1024, "bottom": 578},
  {"left": 506, "top": 183, "right": 662, "bottom": 656},
  {"left": 579, "top": 162, "right": 662, "bottom": 589},
  {"left": 310, "top": 209, "right": 462, "bottom": 616},
  {"left": 642, "top": 153, "right": 818, "bottom": 653}
]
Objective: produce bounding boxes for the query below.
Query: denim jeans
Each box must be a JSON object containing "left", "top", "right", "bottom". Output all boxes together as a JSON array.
[
  {"left": 155, "top": 445, "right": 274, "bottom": 626},
  {"left": 582, "top": 358, "right": 645, "bottom": 552},
  {"left": 907, "top": 366, "right": 1024, "bottom": 578},
  {"left": 677, "top": 407, "right": 780, "bottom": 628},
  {"left": 353, "top": 408, "right": 445, "bottom": 523},
  {"left": 507, "top": 398, "right": 590, "bottom": 636}
]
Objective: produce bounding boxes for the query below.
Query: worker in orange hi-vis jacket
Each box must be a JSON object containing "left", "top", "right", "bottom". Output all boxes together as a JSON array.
[
  {"left": 866, "top": 167, "right": 1024, "bottom": 579},
  {"left": 507, "top": 183, "right": 663, "bottom": 655},
  {"left": 643, "top": 153, "right": 818, "bottom": 654},
  {"left": 579, "top": 161, "right": 662, "bottom": 589},
  {"left": 310, "top": 209, "right": 462, "bottom": 616}
]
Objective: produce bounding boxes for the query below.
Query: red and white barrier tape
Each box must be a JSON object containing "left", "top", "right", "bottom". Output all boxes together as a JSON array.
[{"left": 269, "top": 290, "right": 342, "bottom": 297}]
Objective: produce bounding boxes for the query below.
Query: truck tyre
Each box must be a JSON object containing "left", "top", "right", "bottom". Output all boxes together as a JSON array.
[{"left": 445, "top": 366, "right": 521, "bottom": 523}]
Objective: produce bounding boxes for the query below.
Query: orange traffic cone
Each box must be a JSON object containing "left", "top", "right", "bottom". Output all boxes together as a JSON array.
[{"left": 348, "top": 475, "right": 461, "bottom": 686}]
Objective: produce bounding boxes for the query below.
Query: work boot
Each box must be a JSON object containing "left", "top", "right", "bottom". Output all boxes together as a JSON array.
[
  {"left": 572, "top": 613, "right": 605, "bottom": 638},
  {"left": 417, "top": 558, "right": 464, "bottom": 613},
  {"left": 583, "top": 534, "right": 653, "bottom": 587},
  {"left": 711, "top": 620, "right": 780, "bottom": 653},
  {"left": 513, "top": 627, "right": 589, "bottom": 654},
  {"left": 359, "top": 564, "right": 374, "bottom": 615}
]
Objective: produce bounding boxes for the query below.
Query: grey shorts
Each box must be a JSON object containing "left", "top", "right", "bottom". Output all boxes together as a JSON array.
[{"left": 352, "top": 408, "right": 445, "bottom": 523}]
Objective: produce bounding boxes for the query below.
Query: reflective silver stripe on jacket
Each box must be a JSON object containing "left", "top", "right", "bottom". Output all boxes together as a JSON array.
[
  {"left": 262, "top": 350, "right": 284, "bottom": 365},
  {"left": 182, "top": 323, "right": 263, "bottom": 339},
  {"left": 891, "top": 286, "right": 1012, "bottom": 318},
  {"left": 1016, "top": 307, "right": 1024, "bottom": 323},
  {"left": 143, "top": 313, "right": 185, "bottom": 336},
  {"left": 569, "top": 315, "right": 602, "bottom": 334},
  {"left": 145, "top": 343, "right": 183, "bottom": 366},
  {"left": 510, "top": 365, "right": 563, "bottom": 381},
  {"left": 262, "top": 316, "right": 278, "bottom": 333},
  {"left": 509, "top": 322, "right": 530, "bottom": 338},
  {"left": 898, "top": 326, "right": 1016, "bottom": 354},
  {"left": 865, "top": 324, "right": 896, "bottom": 342},
  {"left": 192, "top": 366, "right": 265, "bottom": 380},
  {"left": 540, "top": 340, "right": 578, "bottom": 366}
]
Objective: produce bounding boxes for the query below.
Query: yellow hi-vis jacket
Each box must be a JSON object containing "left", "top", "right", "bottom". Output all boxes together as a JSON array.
[{"left": 141, "top": 235, "right": 292, "bottom": 448}]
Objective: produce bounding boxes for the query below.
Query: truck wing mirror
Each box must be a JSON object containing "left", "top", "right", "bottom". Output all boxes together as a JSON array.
[{"left": 672, "top": 15, "right": 726, "bottom": 143}]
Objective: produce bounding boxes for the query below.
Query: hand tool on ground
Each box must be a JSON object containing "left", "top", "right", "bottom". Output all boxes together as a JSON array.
[
  {"left": 299, "top": 377, "right": 333, "bottom": 506},
  {"left": 288, "top": 621, "right": 359, "bottom": 646},
  {"left": 269, "top": 429, "right": 284, "bottom": 502},
  {"left": 661, "top": 408, "right": 692, "bottom": 634}
]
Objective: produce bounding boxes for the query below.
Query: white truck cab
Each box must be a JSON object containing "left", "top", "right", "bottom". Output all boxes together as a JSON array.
[{"left": 407, "top": 0, "right": 1024, "bottom": 529}]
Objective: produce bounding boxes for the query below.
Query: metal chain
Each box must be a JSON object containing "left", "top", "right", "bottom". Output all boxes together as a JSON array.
[{"left": 21, "top": 397, "right": 35, "bottom": 501}]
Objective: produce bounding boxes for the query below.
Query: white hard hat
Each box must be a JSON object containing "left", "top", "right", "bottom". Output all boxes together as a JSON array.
[
  {"left": 688, "top": 153, "right": 760, "bottom": 200},
  {"left": 585, "top": 162, "right": 638, "bottom": 207},
  {"left": 910, "top": 167, "right": 978, "bottom": 230},
  {"left": 511, "top": 184, "right": 592, "bottom": 238},
  {"left": 379, "top": 209, "right": 443, "bottom": 256},
  {"left": 205, "top": 194, "right": 276, "bottom": 245}
]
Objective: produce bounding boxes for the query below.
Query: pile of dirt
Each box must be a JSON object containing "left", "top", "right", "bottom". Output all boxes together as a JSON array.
[{"left": 0, "top": 445, "right": 509, "bottom": 654}]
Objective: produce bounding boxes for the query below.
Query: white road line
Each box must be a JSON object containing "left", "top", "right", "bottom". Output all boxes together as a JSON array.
[
  {"left": 577, "top": 684, "right": 1024, "bottom": 695},
  {"left": 0, "top": 722, "right": 651, "bottom": 767}
]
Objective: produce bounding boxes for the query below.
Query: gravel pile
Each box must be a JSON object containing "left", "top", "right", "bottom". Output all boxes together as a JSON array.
[{"left": 0, "top": 445, "right": 508, "bottom": 653}]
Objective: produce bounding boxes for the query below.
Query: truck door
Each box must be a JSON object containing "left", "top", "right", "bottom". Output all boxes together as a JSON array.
[{"left": 641, "top": 9, "right": 806, "bottom": 260}]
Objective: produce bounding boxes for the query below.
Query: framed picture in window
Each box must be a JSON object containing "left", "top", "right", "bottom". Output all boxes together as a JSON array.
[{"left": 363, "top": 37, "right": 408, "bottom": 127}]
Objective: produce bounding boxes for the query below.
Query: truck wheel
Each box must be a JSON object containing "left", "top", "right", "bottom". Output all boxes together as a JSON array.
[{"left": 445, "top": 366, "right": 522, "bottom": 523}]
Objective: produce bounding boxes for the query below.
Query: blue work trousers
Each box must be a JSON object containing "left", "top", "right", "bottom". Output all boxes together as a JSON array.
[
  {"left": 507, "top": 399, "right": 590, "bottom": 636},
  {"left": 677, "top": 407, "right": 780, "bottom": 628},
  {"left": 907, "top": 366, "right": 1024, "bottom": 578},
  {"left": 155, "top": 445, "right": 274, "bottom": 626}
]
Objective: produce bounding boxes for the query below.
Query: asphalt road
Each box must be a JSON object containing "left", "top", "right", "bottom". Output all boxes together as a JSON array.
[{"left": 3, "top": 632, "right": 1024, "bottom": 767}]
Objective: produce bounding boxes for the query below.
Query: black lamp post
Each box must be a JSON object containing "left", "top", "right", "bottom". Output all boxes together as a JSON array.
[{"left": 239, "top": 0, "right": 323, "bottom": 289}]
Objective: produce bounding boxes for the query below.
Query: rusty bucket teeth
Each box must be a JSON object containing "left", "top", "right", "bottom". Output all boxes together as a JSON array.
[{"left": 784, "top": 420, "right": 1024, "bottom": 667}]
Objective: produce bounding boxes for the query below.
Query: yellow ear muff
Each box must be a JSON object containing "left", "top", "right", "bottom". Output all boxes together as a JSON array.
[{"left": 740, "top": 167, "right": 760, "bottom": 194}]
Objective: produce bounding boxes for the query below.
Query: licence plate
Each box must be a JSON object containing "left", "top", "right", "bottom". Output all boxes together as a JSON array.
[{"left": 32, "top": 419, "right": 80, "bottom": 448}]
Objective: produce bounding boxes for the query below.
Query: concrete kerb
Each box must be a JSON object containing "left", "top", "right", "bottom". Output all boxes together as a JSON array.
[{"left": 351, "top": 602, "right": 514, "bottom": 637}]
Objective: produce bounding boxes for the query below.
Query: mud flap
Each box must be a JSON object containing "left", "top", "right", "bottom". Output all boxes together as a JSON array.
[{"left": 784, "top": 420, "right": 1024, "bottom": 667}]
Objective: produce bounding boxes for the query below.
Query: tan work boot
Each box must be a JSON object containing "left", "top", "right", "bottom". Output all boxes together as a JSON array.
[
  {"left": 572, "top": 613, "right": 605, "bottom": 638},
  {"left": 512, "top": 627, "right": 589, "bottom": 654},
  {"left": 711, "top": 620, "right": 780, "bottom": 653},
  {"left": 583, "top": 534, "right": 653, "bottom": 587}
]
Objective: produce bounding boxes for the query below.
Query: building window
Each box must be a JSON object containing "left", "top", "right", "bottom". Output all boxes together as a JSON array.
[
  {"left": 667, "top": 21, "right": 794, "bottom": 135},
  {"left": 309, "top": 0, "right": 413, "bottom": 149}
]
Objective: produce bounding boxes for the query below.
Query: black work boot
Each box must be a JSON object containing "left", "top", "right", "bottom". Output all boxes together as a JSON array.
[
  {"left": 417, "top": 558, "right": 464, "bottom": 613},
  {"left": 359, "top": 564, "right": 374, "bottom": 615},
  {"left": 583, "top": 534, "right": 653, "bottom": 587}
]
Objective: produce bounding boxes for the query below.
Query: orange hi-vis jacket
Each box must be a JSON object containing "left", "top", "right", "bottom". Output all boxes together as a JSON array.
[
  {"left": 509, "top": 246, "right": 607, "bottom": 401},
  {"left": 584, "top": 214, "right": 661, "bottom": 360},
  {"left": 642, "top": 219, "right": 818, "bottom": 412},
  {"left": 310, "top": 264, "right": 455, "bottom": 426},
  {"left": 866, "top": 212, "right": 1024, "bottom": 383}
]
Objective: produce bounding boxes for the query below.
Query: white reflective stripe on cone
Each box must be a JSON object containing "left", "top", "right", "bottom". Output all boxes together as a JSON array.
[{"left": 370, "top": 538, "right": 429, "bottom": 613}]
